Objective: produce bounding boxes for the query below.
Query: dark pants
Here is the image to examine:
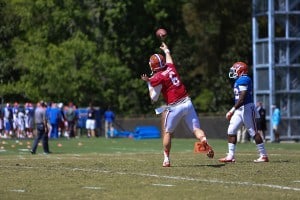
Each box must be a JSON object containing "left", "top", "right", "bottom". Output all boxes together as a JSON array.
[{"left": 31, "top": 124, "right": 49, "bottom": 153}]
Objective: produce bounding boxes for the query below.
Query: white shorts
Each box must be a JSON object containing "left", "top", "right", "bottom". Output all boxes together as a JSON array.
[
  {"left": 86, "top": 119, "right": 96, "bottom": 130},
  {"left": 228, "top": 103, "right": 259, "bottom": 137},
  {"left": 164, "top": 97, "right": 200, "bottom": 134}
]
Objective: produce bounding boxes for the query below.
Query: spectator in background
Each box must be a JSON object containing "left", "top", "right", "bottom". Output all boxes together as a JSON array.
[
  {"left": 46, "top": 102, "right": 52, "bottom": 137},
  {"left": 0, "top": 105, "right": 3, "bottom": 136},
  {"left": 16, "top": 108, "right": 25, "bottom": 138},
  {"left": 57, "top": 103, "right": 66, "bottom": 138},
  {"left": 31, "top": 101, "right": 50, "bottom": 154},
  {"left": 65, "top": 102, "right": 77, "bottom": 138},
  {"left": 86, "top": 103, "right": 96, "bottom": 137},
  {"left": 24, "top": 102, "right": 34, "bottom": 138},
  {"left": 104, "top": 106, "right": 115, "bottom": 138},
  {"left": 272, "top": 105, "right": 281, "bottom": 143},
  {"left": 12, "top": 102, "right": 19, "bottom": 136},
  {"left": 3, "top": 103, "right": 13, "bottom": 138},
  {"left": 256, "top": 101, "right": 267, "bottom": 142},
  {"left": 74, "top": 104, "right": 79, "bottom": 137},
  {"left": 48, "top": 103, "right": 61, "bottom": 139},
  {"left": 237, "top": 125, "right": 249, "bottom": 143}
]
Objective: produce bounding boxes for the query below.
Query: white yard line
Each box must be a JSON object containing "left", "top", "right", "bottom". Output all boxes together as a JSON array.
[
  {"left": 3, "top": 165, "right": 297, "bottom": 192},
  {"left": 152, "top": 184, "right": 175, "bottom": 187},
  {"left": 10, "top": 189, "right": 25, "bottom": 193},
  {"left": 82, "top": 186, "right": 103, "bottom": 190}
]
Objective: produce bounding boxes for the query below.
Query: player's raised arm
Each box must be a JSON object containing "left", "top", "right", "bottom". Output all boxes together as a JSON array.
[{"left": 160, "top": 42, "right": 173, "bottom": 64}]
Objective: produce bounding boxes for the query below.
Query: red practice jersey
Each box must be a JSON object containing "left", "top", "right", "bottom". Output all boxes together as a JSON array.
[{"left": 149, "top": 63, "right": 188, "bottom": 104}]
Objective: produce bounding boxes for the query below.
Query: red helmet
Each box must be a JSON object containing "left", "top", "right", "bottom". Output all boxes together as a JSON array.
[
  {"left": 229, "top": 62, "right": 248, "bottom": 79},
  {"left": 149, "top": 54, "right": 165, "bottom": 72}
]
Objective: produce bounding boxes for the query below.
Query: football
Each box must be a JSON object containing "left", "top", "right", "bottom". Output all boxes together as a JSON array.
[{"left": 156, "top": 28, "right": 167, "bottom": 40}]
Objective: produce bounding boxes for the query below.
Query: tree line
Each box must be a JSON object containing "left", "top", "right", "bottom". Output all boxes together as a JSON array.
[{"left": 0, "top": 0, "right": 252, "bottom": 115}]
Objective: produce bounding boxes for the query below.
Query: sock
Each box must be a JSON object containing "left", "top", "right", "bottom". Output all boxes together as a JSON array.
[
  {"left": 257, "top": 143, "right": 267, "bottom": 156},
  {"left": 228, "top": 143, "right": 236, "bottom": 158},
  {"left": 163, "top": 150, "right": 169, "bottom": 161}
]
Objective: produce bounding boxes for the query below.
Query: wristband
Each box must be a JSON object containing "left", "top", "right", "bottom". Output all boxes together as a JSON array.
[
  {"left": 164, "top": 49, "right": 170, "bottom": 54},
  {"left": 229, "top": 107, "right": 236, "bottom": 113}
]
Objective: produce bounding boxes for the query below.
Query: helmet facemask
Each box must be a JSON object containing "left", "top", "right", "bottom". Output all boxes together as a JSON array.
[{"left": 229, "top": 67, "right": 238, "bottom": 79}]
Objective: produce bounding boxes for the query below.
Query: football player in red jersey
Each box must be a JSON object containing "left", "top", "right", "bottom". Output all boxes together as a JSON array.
[{"left": 141, "top": 42, "right": 214, "bottom": 167}]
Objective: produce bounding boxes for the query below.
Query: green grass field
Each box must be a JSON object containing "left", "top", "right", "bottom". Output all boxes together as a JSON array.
[{"left": 0, "top": 137, "right": 299, "bottom": 200}]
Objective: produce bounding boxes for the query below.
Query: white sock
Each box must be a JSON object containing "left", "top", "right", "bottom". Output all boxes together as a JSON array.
[
  {"left": 228, "top": 143, "right": 236, "bottom": 158},
  {"left": 257, "top": 143, "right": 267, "bottom": 156},
  {"left": 163, "top": 150, "right": 169, "bottom": 161}
]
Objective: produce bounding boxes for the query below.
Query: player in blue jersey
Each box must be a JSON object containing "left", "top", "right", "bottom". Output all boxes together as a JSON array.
[{"left": 219, "top": 62, "right": 269, "bottom": 163}]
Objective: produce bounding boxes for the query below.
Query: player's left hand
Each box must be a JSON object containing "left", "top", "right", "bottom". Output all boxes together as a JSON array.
[
  {"left": 226, "top": 111, "right": 233, "bottom": 120},
  {"left": 225, "top": 107, "right": 236, "bottom": 120}
]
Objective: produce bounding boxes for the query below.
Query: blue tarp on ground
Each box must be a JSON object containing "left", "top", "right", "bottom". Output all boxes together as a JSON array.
[
  {"left": 133, "top": 126, "right": 161, "bottom": 140},
  {"left": 112, "top": 126, "right": 160, "bottom": 140}
]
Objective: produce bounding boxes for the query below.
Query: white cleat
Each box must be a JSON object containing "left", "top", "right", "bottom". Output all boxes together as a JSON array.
[
  {"left": 254, "top": 155, "right": 269, "bottom": 163},
  {"left": 162, "top": 160, "right": 171, "bottom": 167}
]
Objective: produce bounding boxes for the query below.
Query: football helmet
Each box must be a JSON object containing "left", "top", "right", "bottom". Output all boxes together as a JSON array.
[
  {"left": 229, "top": 61, "right": 248, "bottom": 79},
  {"left": 149, "top": 54, "right": 165, "bottom": 72}
]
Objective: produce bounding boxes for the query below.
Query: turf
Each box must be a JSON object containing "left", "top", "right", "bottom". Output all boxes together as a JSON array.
[{"left": 0, "top": 137, "right": 299, "bottom": 200}]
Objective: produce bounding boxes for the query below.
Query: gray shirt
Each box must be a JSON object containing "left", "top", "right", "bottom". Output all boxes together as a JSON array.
[{"left": 35, "top": 107, "right": 46, "bottom": 124}]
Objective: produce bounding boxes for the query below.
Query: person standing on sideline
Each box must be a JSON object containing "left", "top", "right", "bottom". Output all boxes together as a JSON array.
[
  {"left": 272, "top": 105, "right": 281, "bottom": 143},
  {"left": 256, "top": 101, "right": 267, "bottom": 141},
  {"left": 3, "top": 103, "right": 13, "bottom": 138},
  {"left": 24, "top": 102, "right": 34, "bottom": 138},
  {"left": 237, "top": 125, "right": 248, "bottom": 143},
  {"left": 141, "top": 42, "right": 214, "bottom": 167},
  {"left": 86, "top": 103, "right": 96, "bottom": 137},
  {"left": 48, "top": 103, "right": 61, "bottom": 139},
  {"left": 219, "top": 62, "right": 269, "bottom": 163},
  {"left": 65, "top": 102, "right": 77, "bottom": 138},
  {"left": 104, "top": 107, "right": 115, "bottom": 138},
  {"left": 31, "top": 101, "right": 50, "bottom": 154}
]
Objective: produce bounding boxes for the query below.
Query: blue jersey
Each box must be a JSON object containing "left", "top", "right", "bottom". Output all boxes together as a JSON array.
[
  {"left": 104, "top": 110, "right": 115, "bottom": 123},
  {"left": 233, "top": 75, "right": 253, "bottom": 105}
]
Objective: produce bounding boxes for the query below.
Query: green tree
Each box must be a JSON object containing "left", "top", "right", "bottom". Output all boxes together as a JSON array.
[
  {"left": 181, "top": 0, "right": 252, "bottom": 112},
  {"left": 0, "top": 0, "right": 253, "bottom": 116}
]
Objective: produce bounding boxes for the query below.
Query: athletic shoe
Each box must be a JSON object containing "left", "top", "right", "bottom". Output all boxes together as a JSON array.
[
  {"left": 219, "top": 155, "right": 235, "bottom": 163},
  {"left": 254, "top": 155, "right": 269, "bottom": 163},
  {"left": 162, "top": 161, "right": 170, "bottom": 167}
]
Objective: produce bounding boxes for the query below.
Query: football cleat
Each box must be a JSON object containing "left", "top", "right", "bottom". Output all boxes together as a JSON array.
[
  {"left": 219, "top": 155, "right": 235, "bottom": 163},
  {"left": 254, "top": 155, "right": 269, "bottom": 163},
  {"left": 162, "top": 161, "right": 171, "bottom": 167}
]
